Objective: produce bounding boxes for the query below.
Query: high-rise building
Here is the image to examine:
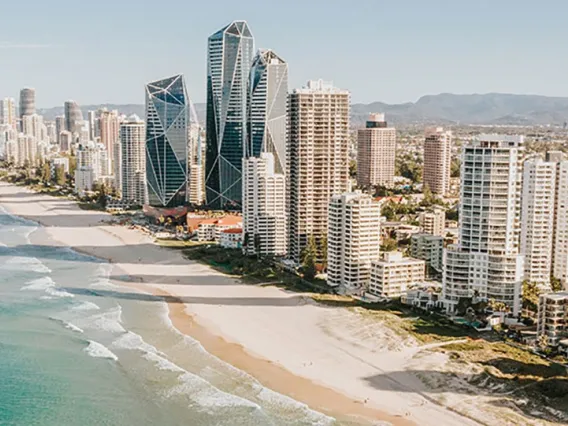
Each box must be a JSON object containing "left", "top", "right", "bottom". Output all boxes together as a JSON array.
[
  {"left": 55, "top": 116, "right": 65, "bottom": 144},
  {"left": 410, "top": 234, "right": 444, "bottom": 277},
  {"left": 119, "top": 115, "right": 147, "bottom": 205},
  {"left": 287, "top": 80, "right": 350, "bottom": 263},
  {"left": 22, "top": 114, "right": 45, "bottom": 141},
  {"left": 327, "top": 192, "right": 381, "bottom": 294},
  {"left": 88, "top": 111, "right": 96, "bottom": 141},
  {"left": 247, "top": 49, "right": 288, "bottom": 174},
  {"left": 242, "top": 152, "right": 286, "bottom": 256},
  {"left": 99, "top": 109, "right": 120, "bottom": 167},
  {"left": 59, "top": 130, "right": 73, "bottom": 153},
  {"left": 145, "top": 75, "right": 189, "bottom": 207},
  {"left": 423, "top": 127, "right": 452, "bottom": 195},
  {"left": 553, "top": 159, "right": 568, "bottom": 288},
  {"left": 205, "top": 20, "right": 254, "bottom": 209},
  {"left": 418, "top": 207, "right": 446, "bottom": 236},
  {"left": 0, "top": 98, "right": 17, "bottom": 129},
  {"left": 64, "top": 100, "right": 83, "bottom": 134},
  {"left": 356, "top": 113, "right": 396, "bottom": 188},
  {"left": 19, "top": 88, "right": 36, "bottom": 119},
  {"left": 521, "top": 157, "right": 556, "bottom": 287},
  {"left": 188, "top": 120, "right": 204, "bottom": 205},
  {"left": 443, "top": 135, "right": 524, "bottom": 315}
]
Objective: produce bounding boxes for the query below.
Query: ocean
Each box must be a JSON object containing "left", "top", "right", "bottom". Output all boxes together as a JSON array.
[{"left": 0, "top": 207, "right": 343, "bottom": 426}]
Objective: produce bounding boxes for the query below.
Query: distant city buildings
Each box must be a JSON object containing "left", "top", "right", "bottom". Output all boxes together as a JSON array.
[
  {"left": 120, "top": 115, "right": 147, "bottom": 205},
  {"left": 423, "top": 127, "right": 452, "bottom": 195},
  {"left": 145, "top": 75, "right": 189, "bottom": 207},
  {"left": 0, "top": 98, "right": 17, "bottom": 129},
  {"left": 205, "top": 20, "right": 255, "bottom": 209},
  {"left": 356, "top": 113, "right": 396, "bottom": 188},
  {"left": 19, "top": 88, "right": 36, "bottom": 119},
  {"left": 327, "top": 192, "right": 381, "bottom": 294},
  {"left": 444, "top": 135, "right": 524, "bottom": 315},
  {"left": 287, "top": 80, "right": 350, "bottom": 264},
  {"left": 64, "top": 100, "right": 83, "bottom": 134}
]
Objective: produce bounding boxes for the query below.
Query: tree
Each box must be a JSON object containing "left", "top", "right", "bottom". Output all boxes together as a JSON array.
[
  {"left": 40, "top": 163, "right": 51, "bottom": 183},
  {"left": 54, "top": 165, "right": 66, "bottom": 186},
  {"left": 380, "top": 237, "right": 398, "bottom": 252},
  {"left": 522, "top": 280, "right": 541, "bottom": 313},
  {"left": 254, "top": 234, "right": 262, "bottom": 258},
  {"left": 450, "top": 158, "right": 461, "bottom": 178},
  {"left": 488, "top": 298, "right": 510, "bottom": 313},
  {"left": 319, "top": 233, "right": 328, "bottom": 272},
  {"left": 422, "top": 183, "right": 434, "bottom": 206},
  {"left": 349, "top": 160, "right": 357, "bottom": 179},
  {"left": 551, "top": 276, "right": 563, "bottom": 292},
  {"left": 301, "top": 235, "right": 318, "bottom": 281}
]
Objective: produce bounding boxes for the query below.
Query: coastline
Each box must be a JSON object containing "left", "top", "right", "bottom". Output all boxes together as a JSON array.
[{"left": 0, "top": 182, "right": 479, "bottom": 426}]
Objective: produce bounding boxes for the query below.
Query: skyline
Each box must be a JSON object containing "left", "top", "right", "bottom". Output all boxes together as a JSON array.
[{"left": 2, "top": 1, "right": 568, "bottom": 107}]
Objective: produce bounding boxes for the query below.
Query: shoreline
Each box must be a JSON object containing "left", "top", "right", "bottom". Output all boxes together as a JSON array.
[{"left": 0, "top": 182, "right": 479, "bottom": 426}]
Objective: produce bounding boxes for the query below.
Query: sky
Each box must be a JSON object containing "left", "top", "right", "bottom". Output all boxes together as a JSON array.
[{"left": 1, "top": 0, "right": 567, "bottom": 107}]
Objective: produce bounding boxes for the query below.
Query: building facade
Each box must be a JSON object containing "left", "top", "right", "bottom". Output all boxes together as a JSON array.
[
  {"left": 242, "top": 152, "right": 286, "bottom": 256},
  {"left": 287, "top": 80, "right": 350, "bottom": 263},
  {"left": 443, "top": 135, "right": 525, "bottom": 315},
  {"left": 64, "top": 100, "right": 83, "bottom": 134},
  {"left": 423, "top": 127, "right": 452, "bottom": 195},
  {"left": 0, "top": 98, "right": 17, "bottom": 129},
  {"left": 120, "top": 115, "right": 147, "bottom": 205},
  {"left": 419, "top": 207, "right": 446, "bottom": 236},
  {"left": 411, "top": 234, "right": 444, "bottom": 276},
  {"left": 327, "top": 192, "right": 381, "bottom": 294},
  {"left": 145, "top": 75, "right": 189, "bottom": 207},
  {"left": 356, "top": 113, "right": 396, "bottom": 188},
  {"left": 553, "top": 160, "right": 568, "bottom": 288},
  {"left": 205, "top": 21, "right": 254, "bottom": 209},
  {"left": 537, "top": 292, "right": 568, "bottom": 347},
  {"left": 369, "top": 252, "right": 426, "bottom": 299},
  {"left": 521, "top": 157, "right": 556, "bottom": 287},
  {"left": 19, "top": 88, "right": 36, "bottom": 119}
]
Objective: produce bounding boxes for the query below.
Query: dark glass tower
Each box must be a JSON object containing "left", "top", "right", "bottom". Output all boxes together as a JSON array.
[
  {"left": 205, "top": 21, "right": 254, "bottom": 210},
  {"left": 145, "top": 75, "right": 189, "bottom": 207}
]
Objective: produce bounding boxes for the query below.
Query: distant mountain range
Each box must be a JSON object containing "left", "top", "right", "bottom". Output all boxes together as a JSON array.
[{"left": 38, "top": 93, "right": 568, "bottom": 127}]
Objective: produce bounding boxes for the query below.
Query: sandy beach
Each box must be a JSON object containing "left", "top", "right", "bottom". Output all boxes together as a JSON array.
[{"left": 0, "top": 182, "right": 482, "bottom": 426}]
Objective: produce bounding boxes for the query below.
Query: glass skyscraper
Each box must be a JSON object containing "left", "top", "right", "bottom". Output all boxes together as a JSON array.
[
  {"left": 145, "top": 75, "right": 189, "bottom": 207},
  {"left": 248, "top": 49, "right": 288, "bottom": 174},
  {"left": 205, "top": 20, "right": 254, "bottom": 210}
]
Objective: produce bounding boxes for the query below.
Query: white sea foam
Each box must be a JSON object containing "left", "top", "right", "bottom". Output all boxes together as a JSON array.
[
  {"left": 6, "top": 256, "right": 51, "bottom": 273},
  {"left": 80, "top": 306, "right": 126, "bottom": 333},
  {"left": 21, "top": 276, "right": 55, "bottom": 291},
  {"left": 45, "top": 287, "right": 74, "bottom": 298},
  {"left": 70, "top": 301, "right": 100, "bottom": 312},
  {"left": 111, "top": 331, "right": 160, "bottom": 354},
  {"left": 84, "top": 340, "right": 118, "bottom": 361},
  {"left": 143, "top": 352, "right": 186, "bottom": 373},
  {"left": 49, "top": 317, "right": 84, "bottom": 333}
]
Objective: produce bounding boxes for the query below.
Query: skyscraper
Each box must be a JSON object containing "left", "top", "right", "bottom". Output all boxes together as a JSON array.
[
  {"left": 0, "top": 98, "right": 17, "bottom": 129},
  {"left": 356, "top": 113, "right": 396, "bottom": 188},
  {"left": 19, "top": 88, "right": 36, "bottom": 119},
  {"left": 423, "top": 127, "right": 452, "bottom": 195},
  {"left": 64, "top": 100, "right": 83, "bottom": 134},
  {"left": 120, "top": 115, "right": 147, "bottom": 205},
  {"left": 99, "top": 109, "right": 120, "bottom": 173},
  {"left": 87, "top": 111, "right": 96, "bottom": 141},
  {"left": 205, "top": 20, "right": 254, "bottom": 209},
  {"left": 552, "top": 158, "right": 568, "bottom": 288},
  {"left": 247, "top": 49, "right": 288, "bottom": 174},
  {"left": 327, "top": 192, "right": 381, "bottom": 294},
  {"left": 145, "top": 74, "right": 189, "bottom": 207},
  {"left": 55, "top": 116, "right": 65, "bottom": 144},
  {"left": 443, "top": 135, "right": 524, "bottom": 315},
  {"left": 287, "top": 80, "right": 350, "bottom": 264},
  {"left": 521, "top": 157, "right": 556, "bottom": 288}
]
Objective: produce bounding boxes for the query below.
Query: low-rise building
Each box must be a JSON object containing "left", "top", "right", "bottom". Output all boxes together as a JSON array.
[
  {"left": 219, "top": 228, "right": 243, "bottom": 249},
  {"left": 75, "top": 166, "right": 95, "bottom": 195},
  {"left": 368, "top": 252, "right": 425, "bottom": 299},
  {"left": 401, "top": 282, "right": 442, "bottom": 309},
  {"left": 537, "top": 292, "right": 568, "bottom": 347},
  {"left": 186, "top": 214, "right": 243, "bottom": 243},
  {"left": 419, "top": 207, "right": 445, "bottom": 236},
  {"left": 410, "top": 234, "right": 444, "bottom": 276}
]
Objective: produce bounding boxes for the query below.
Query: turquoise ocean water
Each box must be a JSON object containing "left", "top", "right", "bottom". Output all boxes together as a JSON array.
[{"left": 0, "top": 207, "right": 346, "bottom": 426}]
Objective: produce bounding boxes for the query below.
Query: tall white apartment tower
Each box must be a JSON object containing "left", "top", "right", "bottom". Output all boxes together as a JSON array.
[
  {"left": 242, "top": 152, "right": 286, "bottom": 256},
  {"left": 521, "top": 157, "right": 556, "bottom": 288},
  {"left": 120, "top": 115, "right": 147, "bottom": 205},
  {"left": 287, "top": 80, "right": 350, "bottom": 263},
  {"left": 0, "top": 98, "right": 17, "bottom": 129},
  {"left": 553, "top": 158, "right": 568, "bottom": 288},
  {"left": 356, "top": 113, "right": 396, "bottom": 188},
  {"left": 327, "top": 192, "right": 381, "bottom": 294},
  {"left": 423, "top": 127, "right": 452, "bottom": 195},
  {"left": 443, "top": 135, "right": 524, "bottom": 315}
]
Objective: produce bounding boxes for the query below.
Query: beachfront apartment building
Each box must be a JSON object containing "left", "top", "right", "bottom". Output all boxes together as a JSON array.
[
  {"left": 368, "top": 252, "right": 426, "bottom": 299},
  {"left": 119, "top": 115, "right": 147, "bottom": 205},
  {"left": 521, "top": 157, "right": 556, "bottom": 288},
  {"left": 242, "top": 153, "right": 287, "bottom": 257},
  {"left": 423, "top": 127, "right": 452, "bottom": 195},
  {"left": 327, "top": 192, "right": 381, "bottom": 294},
  {"left": 537, "top": 292, "right": 568, "bottom": 347},
  {"left": 419, "top": 207, "right": 446, "bottom": 237},
  {"left": 553, "top": 158, "right": 568, "bottom": 289},
  {"left": 443, "top": 135, "right": 524, "bottom": 315},
  {"left": 356, "top": 113, "right": 396, "bottom": 189},
  {"left": 410, "top": 233, "right": 444, "bottom": 276},
  {"left": 287, "top": 80, "right": 350, "bottom": 264}
]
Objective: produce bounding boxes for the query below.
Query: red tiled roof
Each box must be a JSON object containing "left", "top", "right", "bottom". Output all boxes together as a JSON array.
[{"left": 222, "top": 228, "right": 243, "bottom": 234}]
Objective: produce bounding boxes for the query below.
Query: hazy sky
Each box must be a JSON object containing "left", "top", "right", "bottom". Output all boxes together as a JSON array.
[{"left": 0, "top": 0, "right": 566, "bottom": 107}]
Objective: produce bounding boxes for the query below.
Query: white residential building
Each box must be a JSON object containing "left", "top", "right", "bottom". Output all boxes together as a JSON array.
[
  {"left": 327, "top": 192, "right": 381, "bottom": 294},
  {"left": 119, "top": 115, "right": 147, "bottom": 205},
  {"left": 443, "top": 135, "right": 524, "bottom": 315},
  {"left": 521, "top": 157, "right": 556, "bottom": 288},
  {"left": 356, "top": 113, "right": 396, "bottom": 188},
  {"left": 537, "top": 292, "right": 568, "bottom": 347},
  {"left": 553, "top": 159, "right": 568, "bottom": 288},
  {"left": 411, "top": 233, "right": 444, "bottom": 276},
  {"left": 75, "top": 166, "right": 95, "bottom": 195},
  {"left": 423, "top": 127, "right": 452, "bottom": 195},
  {"left": 242, "top": 152, "right": 286, "bottom": 256},
  {"left": 419, "top": 207, "right": 446, "bottom": 236},
  {"left": 22, "top": 114, "right": 46, "bottom": 142},
  {"left": 287, "top": 80, "right": 350, "bottom": 263},
  {"left": 369, "top": 252, "right": 426, "bottom": 299},
  {"left": 0, "top": 98, "right": 17, "bottom": 129}
]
